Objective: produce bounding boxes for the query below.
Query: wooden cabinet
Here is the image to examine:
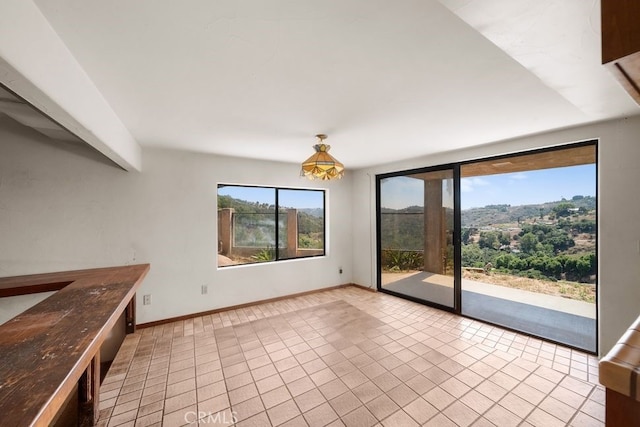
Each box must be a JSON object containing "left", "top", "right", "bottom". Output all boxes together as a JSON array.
[{"left": 602, "top": 0, "right": 640, "bottom": 104}]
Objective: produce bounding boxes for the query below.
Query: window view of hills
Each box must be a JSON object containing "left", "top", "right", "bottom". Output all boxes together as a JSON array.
[
  {"left": 218, "top": 194, "right": 324, "bottom": 249},
  {"left": 381, "top": 195, "right": 596, "bottom": 302}
]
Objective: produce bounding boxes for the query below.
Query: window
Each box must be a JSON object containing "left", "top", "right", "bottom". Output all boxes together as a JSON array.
[{"left": 217, "top": 185, "right": 325, "bottom": 267}]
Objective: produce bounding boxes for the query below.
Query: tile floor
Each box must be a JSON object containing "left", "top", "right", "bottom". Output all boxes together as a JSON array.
[{"left": 97, "top": 286, "right": 605, "bottom": 427}]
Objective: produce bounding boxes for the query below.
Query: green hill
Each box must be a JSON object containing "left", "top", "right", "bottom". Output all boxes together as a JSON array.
[{"left": 461, "top": 196, "right": 595, "bottom": 227}]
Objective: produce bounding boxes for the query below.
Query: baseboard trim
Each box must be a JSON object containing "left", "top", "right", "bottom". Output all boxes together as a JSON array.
[
  {"left": 138, "top": 283, "right": 372, "bottom": 329},
  {"left": 350, "top": 283, "right": 376, "bottom": 293}
]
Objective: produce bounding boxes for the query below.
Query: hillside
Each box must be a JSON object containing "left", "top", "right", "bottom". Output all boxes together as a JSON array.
[
  {"left": 218, "top": 195, "right": 324, "bottom": 247},
  {"left": 461, "top": 195, "right": 595, "bottom": 227}
]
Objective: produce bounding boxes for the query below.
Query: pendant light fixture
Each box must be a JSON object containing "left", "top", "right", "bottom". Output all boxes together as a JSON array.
[{"left": 300, "top": 134, "right": 345, "bottom": 180}]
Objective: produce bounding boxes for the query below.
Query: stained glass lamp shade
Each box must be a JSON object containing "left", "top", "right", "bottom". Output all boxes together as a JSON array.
[{"left": 300, "top": 134, "right": 345, "bottom": 180}]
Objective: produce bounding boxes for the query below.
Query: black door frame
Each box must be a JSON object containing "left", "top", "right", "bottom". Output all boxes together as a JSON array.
[{"left": 375, "top": 140, "right": 598, "bottom": 354}]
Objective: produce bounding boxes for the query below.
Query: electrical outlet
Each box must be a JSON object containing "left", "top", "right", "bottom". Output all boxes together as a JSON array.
[
  {"left": 339, "top": 267, "right": 343, "bottom": 274},
  {"left": 143, "top": 294, "right": 151, "bottom": 305},
  {"left": 201, "top": 285, "right": 208, "bottom": 295}
]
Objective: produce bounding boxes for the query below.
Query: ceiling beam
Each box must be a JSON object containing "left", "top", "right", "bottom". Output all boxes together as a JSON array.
[{"left": 0, "top": 0, "right": 142, "bottom": 171}]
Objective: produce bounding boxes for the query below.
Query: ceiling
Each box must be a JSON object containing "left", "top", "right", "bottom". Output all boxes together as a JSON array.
[{"left": 7, "top": 0, "right": 640, "bottom": 169}]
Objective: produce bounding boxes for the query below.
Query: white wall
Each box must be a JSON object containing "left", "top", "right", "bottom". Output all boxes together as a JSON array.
[
  {"left": 351, "top": 116, "right": 640, "bottom": 356},
  {"left": 0, "top": 116, "right": 353, "bottom": 324}
]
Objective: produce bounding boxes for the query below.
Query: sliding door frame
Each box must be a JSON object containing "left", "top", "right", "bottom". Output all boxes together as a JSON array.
[
  {"left": 376, "top": 163, "right": 462, "bottom": 314},
  {"left": 375, "top": 140, "right": 598, "bottom": 354}
]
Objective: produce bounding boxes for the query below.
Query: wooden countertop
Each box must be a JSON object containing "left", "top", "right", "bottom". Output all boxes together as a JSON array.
[
  {"left": 0, "top": 264, "right": 150, "bottom": 426},
  {"left": 599, "top": 315, "right": 640, "bottom": 400}
]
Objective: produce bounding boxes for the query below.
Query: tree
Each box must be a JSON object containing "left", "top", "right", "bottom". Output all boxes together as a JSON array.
[
  {"left": 478, "top": 232, "right": 500, "bottom": 249},
  {"left": 461, "top": 227, "right": 476, "bottom": 245},
  {"left": 499, "top": 232, "right": 511, "bottom": 246},
  {"left": 544, "top": 229, "right": 575, "bottom": 253},
  {"left": 519, "top": 232, "right": 539, "bottom": 254},
  {"left": 552, "top": 202, "right": 576, "bottom": 218}
]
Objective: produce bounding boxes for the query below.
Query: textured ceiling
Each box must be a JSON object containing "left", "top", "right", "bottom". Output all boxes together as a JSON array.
[{"left": 26, "top": 0, "right": 640, "bottom": 169}]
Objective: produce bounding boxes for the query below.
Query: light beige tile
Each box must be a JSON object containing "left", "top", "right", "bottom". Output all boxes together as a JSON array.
[
  {"left": 340, "top": 406, "right": 378, "bottom": 427},
  {"left": 512, "top": 383, "right": 546, "bottom": 406},
  {"left": 247, "top": 354, "right": 272, "bottom": 370},
  {"left": 404, "top": 374, "right": 436, "bottom": 395},
  {"left": 422, "top": 386, "right": 456, "bottom": 411},
  {"left": 423, "top": 413, "right": 457, "bottom": 427},
  {"left": 366, "top": 394, "right": 400, "bottom": 421},
  {"left": 286, "top": 375, "right": 316, "bottom": 397},
  {"left": 440, "top": 377, "right": 471, "bottom": 398},
  {"left": 460, "top": 390, "right": 493, "bottom": 414},
  {"left": 162, "top": 403, "right": 195, "bottom": 427},
  {"left": 370, "top": 372, "right": 401, "bottom": 392},
  {"left": 488, "top": 371, "right": 519, "bottom": 391},
  {"left": 559, "top": 376, "right": 594, "bottom": 397},
  {"left": 232, "top": 396, "right": 265, "bottom": 422},
  {"left": 538, "top": 396, "right": 577, "bottom": 423},
  {"left": 274, "top": 358, "right": 301, "bottom": 377},
  {"left": 270, "top": 348, "right": 294, "bottom": 362},
  {"left": 319, "top": 378, "right": 349, "bottom": 400},
  {"left": 140, "top": 390, "right": 164, "bottom": 407},
  {"left": 302, "top": 358, "right": 329, "bottom": 375},
  {"left": 266, "top": 399, "right": 301, "bottom": 426},
  {"left": 498, "top": 393, "right": 534, "bottom": 418},
  {"left": 304, "top": 402, "right": 339, "bottom": 427},
  {"left": 341, "top": 369, "right": 369, "bottom": 389},
  {"left": 251, "top": 363, "right": 278, "bottom": 381},
  {"left": 136, "top": 400, "right": 163, "bottom": 419},
  {"left": 580, "top": 399, "right": 605, "bottom": 422},
  {"left": 570, "top": 412, "right": 603, "bottom": 427},
  {"left": 525, "top": 408, "right": 566, "bottom": 427},
  {"left": 310, "top": 367, "right": 338, "bottom": 386},
  {"left": 386, "top": 384, "right": 418, "bottom": 407},
  {"left": 294, "top": 388, "right": 326, "bottom": 412},
  {"left": 422, "top": 366, "right": 450, "bottom": 385},
  {"left": 352, "top": 381, "right": 384, "bottom": 404},
  {"left": 164, "top": 390, "right": 196, "bottom": 415},
  {"left": 229, "top": 383, "right": 259, "bottom": 405},
  {"left": 112, "top": 398, "right": 141, "bottom": 417},
  {"left": 443, "top": 401, "right": 480, "bottom": 427},
  {"left": 332, "top": 360, "right": 358, "bottom": 377},
  {"left": 329, "top": 391, "right": 362, "bottom": 417},
  {"left": 279, "top": 366, "right": 306, "bottom": 384},
  {"left": 261, "top": 385, "right": 292, "bottom": 409},
  {"left": 403, "top": 397, "right": 438, "bottom": 424},
  {"left": 134, "top": 410, "right": 162, "bottom": 427},
  {"left": 256, "top": 373, "right": 285, "bottom": 394},
  {"left": 165, "top": 378, "right": 196, "bottom": 399},
  {"left": 484, "top": 404, "right": 522, "bottom": 427},
  {"left": 223, "top": 361, "right": 249, "bottom": 377}
]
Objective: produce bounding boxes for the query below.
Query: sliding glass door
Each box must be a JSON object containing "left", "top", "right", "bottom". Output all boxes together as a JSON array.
[
  {"left": 459, "top": 144, "right": 597, "bottom": 352},
  {"left": 378, "top": 167, "right": 456, "bottom": 309},
  {"left": 377, "top": 142, "right": 597, "bottom": 353}
]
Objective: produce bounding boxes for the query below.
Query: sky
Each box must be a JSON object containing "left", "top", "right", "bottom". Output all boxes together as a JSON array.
[
  {"left": 218, "top": 185, "right": 324, "bottom": 209},
  {"left": 381, "top": 164, "right": 596, "bottom": 210}
]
